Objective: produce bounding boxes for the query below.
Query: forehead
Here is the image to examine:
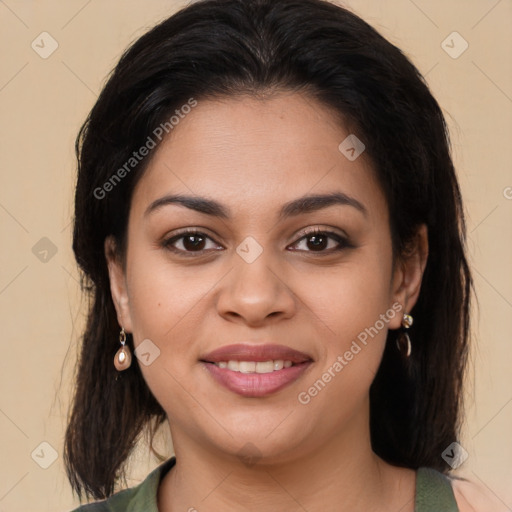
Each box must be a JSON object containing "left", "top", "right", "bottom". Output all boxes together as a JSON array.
[{"left": 130, "top": 92, "right": 385, "bottom": 220}]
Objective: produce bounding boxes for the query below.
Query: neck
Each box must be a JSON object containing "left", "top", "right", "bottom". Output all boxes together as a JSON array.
[{"left": 157, "top": 405, "right": 415, "bottom": 511}]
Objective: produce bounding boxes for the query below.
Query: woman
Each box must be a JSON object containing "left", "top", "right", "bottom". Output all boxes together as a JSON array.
[{"left": 64, "top": 0, "right": 489, "bottom": 510}]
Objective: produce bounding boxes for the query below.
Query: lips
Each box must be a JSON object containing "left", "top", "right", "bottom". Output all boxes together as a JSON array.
[
  {"left": 200, "top": 343, "right": 313, "bottom": 398},
  {"left": 200, "top": 343, "right": 313, "bottom": 364}
]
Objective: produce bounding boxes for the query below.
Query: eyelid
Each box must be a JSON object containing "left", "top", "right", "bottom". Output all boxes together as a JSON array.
[
  {"left": 294, "top": 225, "right": 349, "bottom": 240},
  {"left": 166, "top": 226, "right": 221, "bottom": 239}
]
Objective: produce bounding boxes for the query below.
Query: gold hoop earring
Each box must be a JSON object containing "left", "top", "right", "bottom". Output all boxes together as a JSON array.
[
  {"left": 396, "top": 313, "right": 413, "bottom": 358},
  {"left": 114, "top": 328, "right": 132, "bottom": 371}
]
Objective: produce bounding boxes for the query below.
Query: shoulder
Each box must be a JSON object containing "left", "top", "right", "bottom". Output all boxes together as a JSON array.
[
  {"left": 416, "top": 467, "right": 509, "bottom": 512},
  {"left": 68, "top": 485, "right": 143, "bottom": 512},
  {"left": 69, "top": 456, "right": 177, "bottom": 512},
  {"left": 415, "top": 466, "right": 459, "bottom": 511},
  {"left": 450, "top": 475, "right": 510, "bottom": 512}
]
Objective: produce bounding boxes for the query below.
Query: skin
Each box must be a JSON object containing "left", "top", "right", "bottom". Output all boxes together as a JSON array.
[{"left": 106, "top": 91, "right": 432, "bottom": 511}]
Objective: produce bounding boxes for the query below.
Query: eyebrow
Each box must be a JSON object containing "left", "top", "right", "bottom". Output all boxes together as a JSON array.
[{"left": 144, "top": 191, "right": 367, "bottom": 220}]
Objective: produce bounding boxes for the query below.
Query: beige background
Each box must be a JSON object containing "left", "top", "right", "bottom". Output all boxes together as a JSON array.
[{"left": 0, "top": 0, "right": 511, "bottom": 510}]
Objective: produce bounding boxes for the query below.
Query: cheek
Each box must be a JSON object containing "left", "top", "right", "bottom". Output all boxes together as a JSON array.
[
  {"left": 295, "top": 272, "right": 392, "bottom": 429},
  {"left": 124, "top": 250, "right": 213, "bottom": 415},
  {"left": 292, "top": 243, "right": 394, "bottom": 411},
  {"left": 126, "top": 250, "right": 210, "bottom": 342},
  {"left": 298, "top": 250, "right": 394, "bottom": 348}
]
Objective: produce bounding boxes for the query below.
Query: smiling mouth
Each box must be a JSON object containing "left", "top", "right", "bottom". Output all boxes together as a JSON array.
[
  {"left": 198, "top": 343, "right": 314, "bottom": 397},
  {"left": 201, "top": 359, "right": 313, "bottom": 397},
  {"left": 206, "top": 359, "right": 295, "bottom": 373}
]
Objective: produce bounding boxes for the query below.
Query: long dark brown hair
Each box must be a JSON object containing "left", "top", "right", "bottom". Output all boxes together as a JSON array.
[{"left": 65, "top": 0, "right": 472, "bottom": 500}]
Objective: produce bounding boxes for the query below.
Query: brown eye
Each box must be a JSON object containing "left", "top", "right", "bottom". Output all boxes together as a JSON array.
[
  {"left": 305, "top": 233, "right": 329, "bottom": 251},
  {"left": 163, "top": 230, "right": 223, "bottom": 256},
  {"left": 182, "top": 234, "right": 206, "bottom": 251},
  {"left": 290, "top": 229, "right": 350, "bottom": 253}
]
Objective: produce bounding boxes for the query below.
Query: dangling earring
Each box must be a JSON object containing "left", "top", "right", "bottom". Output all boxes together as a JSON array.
[
  {"left": 396, "top": 313, "right": 413, "bottom": 358},
  {"left": 114, "top": 327, "right": 132, "bottom": 371}
]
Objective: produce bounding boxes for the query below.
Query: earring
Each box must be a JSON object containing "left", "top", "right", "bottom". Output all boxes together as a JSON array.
[
  {"left": 114, "top": 327, "right": 132, "bottom": 371},
  {"left": 396, "top": 313, "right": 413, "bottom": 358}
]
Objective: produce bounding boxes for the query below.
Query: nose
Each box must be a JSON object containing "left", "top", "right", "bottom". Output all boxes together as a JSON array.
[{"left": 216, "top": 252, "right": 297, "bottom": 327}]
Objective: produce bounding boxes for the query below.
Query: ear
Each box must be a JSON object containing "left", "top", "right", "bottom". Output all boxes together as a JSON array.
[
  {"left": 104, "top": 236, "right": 133, "bottom": 332},
  {"left": 388, "top": 224, "right": 429, "bottom": 330}
]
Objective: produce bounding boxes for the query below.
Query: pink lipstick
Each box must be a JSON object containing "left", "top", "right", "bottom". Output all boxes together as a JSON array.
[{"left": 200, "top": 343, "right": 313, "bottom": 398}]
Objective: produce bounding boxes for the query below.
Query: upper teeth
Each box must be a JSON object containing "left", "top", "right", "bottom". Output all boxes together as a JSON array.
[{"left": 214, "top": 360, "right": 293, "bottom": 373}]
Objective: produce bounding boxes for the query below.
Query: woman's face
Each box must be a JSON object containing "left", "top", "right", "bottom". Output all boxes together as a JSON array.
[{"left": 107, "top": 91, "right": 425, "bottom": 463}]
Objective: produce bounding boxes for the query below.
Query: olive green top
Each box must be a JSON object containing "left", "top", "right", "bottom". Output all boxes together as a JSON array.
[{"left": 71, "top": 457, "right": 459, "bottom": 511}]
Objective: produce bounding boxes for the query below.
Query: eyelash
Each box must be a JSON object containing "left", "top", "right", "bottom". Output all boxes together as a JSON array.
[{"left": 161, "top": 227, "right": 352, "bottom": 257}]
